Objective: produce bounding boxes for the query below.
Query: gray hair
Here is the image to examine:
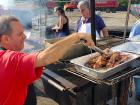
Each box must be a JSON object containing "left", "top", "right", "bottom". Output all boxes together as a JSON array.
[
  {"left": 77, "top": 0, "right": 90, "bottom": 10},
  {"left": 0, "top": 15, "right": 19, "bottom": 37}
]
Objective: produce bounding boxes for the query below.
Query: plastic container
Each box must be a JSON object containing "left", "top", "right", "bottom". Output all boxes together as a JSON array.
[{"left": 133, "top": 75, "right": 140, "bottom": 96}]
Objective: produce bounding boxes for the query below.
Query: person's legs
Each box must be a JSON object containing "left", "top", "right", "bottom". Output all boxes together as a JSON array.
[
  {"left": 58, "top": 32, "right": 67, "bottom": 37},
  {"left": 24, "top": 84, "right": 37, "bottom": 105}
]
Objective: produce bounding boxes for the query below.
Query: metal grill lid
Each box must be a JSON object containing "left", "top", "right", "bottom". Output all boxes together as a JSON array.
[
  {"left": 111, "top": 41, "right": 140, "bottom": 55},
  {"left": 128, "top": 35, "right": 140, "bottom": 42}
]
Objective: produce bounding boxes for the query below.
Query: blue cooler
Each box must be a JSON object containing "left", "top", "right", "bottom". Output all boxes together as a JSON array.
[{"left": 134, "top": 75, "right": 140, "bottom": 97}]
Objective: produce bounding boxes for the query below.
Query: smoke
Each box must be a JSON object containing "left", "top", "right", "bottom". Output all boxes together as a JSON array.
[{"left": 0, "top": 0, "right": 15, "bottom": 9}]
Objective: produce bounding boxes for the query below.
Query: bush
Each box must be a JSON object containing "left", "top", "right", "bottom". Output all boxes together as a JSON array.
[
  {"left": 118, "top": 0, "right": 128, "bottom": 11},
  {"left": 56, "top": 0, "right": 69, "bottom": 8},
  {"left": 118, "top": 0, "right": 140, "bottom": 11}
]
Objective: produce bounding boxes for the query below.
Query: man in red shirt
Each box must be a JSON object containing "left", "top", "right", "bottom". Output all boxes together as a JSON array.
[{"left": 0, "top": 15, "right": 94, "bottom": 105}]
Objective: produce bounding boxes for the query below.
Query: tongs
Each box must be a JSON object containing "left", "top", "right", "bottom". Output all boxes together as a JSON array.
[
  {"left": 88, "top": 46, "right": 104, "bottom": 54},
  {"left": 80, "top": 39, "right": 105, "bottom": 54}
]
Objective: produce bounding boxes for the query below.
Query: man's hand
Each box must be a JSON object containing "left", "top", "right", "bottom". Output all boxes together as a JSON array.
[{"left": 78, "top": 33, "right": 95, "bottom": 47}]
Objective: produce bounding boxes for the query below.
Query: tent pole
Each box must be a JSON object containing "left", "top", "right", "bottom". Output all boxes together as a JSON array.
[
  {"left": 90, "top": 0, "right": 96, "bottom": 44},
  {"left": 123, "top": 0, "right": 132, "bottom": 43}
]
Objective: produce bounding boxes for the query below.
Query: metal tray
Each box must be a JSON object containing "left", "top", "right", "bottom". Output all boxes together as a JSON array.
[{"left": 70, "top": 52, "right": 139, "bottom": 79}]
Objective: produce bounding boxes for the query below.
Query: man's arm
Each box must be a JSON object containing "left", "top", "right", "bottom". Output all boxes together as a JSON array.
[
  {"left": 101, "top": 27, "right": 109, "bottom": 37},
  {"left": 35, "top": 33, "right": 94, "bottom": 67},
  {"left": 96, "top": 15, "right": 109, "bottom": 37}
]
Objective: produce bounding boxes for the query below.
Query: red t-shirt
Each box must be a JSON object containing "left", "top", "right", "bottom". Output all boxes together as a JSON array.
[{"left": 0, "top": 50, "right": 43, "bottom": 105}]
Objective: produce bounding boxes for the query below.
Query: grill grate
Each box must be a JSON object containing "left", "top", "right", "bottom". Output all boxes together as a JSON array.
[{"left": 64, "top": 64, "right": 140, "bottom": 85}]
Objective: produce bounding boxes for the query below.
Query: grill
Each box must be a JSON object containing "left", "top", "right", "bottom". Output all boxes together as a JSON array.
[
  {"left": 42, "top": 62, "right": 95, "bottom": 105},
  {"left": 41, "top": 37, "right": 140, "bottom": 105}
]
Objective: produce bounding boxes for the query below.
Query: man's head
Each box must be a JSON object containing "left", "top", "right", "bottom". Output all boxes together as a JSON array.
[
  {"left": 77, "top": 0, "right": 90, "bottom": 19},
  {"left": 0, "top": 15, "right": 26, "bottom": 51}
]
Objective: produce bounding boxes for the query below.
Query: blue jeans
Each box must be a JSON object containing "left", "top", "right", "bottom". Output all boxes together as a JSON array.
[{"left": 58, "top": 31, "right": 69, "bottom": 37}]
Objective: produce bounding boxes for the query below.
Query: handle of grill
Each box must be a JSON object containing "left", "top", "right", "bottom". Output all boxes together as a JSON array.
[{"left": 41, "top": 75, "right": 65, "bottom": 91}]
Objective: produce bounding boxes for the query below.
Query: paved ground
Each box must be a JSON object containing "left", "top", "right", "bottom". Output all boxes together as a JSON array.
[
  {"left": 37, "top": 96, "right": 58, "bottom": 105},
  {"left": 65, "top": 11, "right": 138, "bottom": 32},
  {"left": 23, "top": 11, "right": 140, "bottom": 105}
]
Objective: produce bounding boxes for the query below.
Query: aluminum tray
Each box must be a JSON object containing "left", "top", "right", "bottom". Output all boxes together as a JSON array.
[{"left": 70, "top": 52, "right": 139, "bottom": 79}]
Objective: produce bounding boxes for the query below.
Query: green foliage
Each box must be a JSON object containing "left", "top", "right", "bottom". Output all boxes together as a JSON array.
[
  {"left": 117, "top": 0, "right": 140, "bottom": 11},
  {"left": 56, "top": 0, "right": 69, "bottom": 8},
  {"left": 131, "top": 0, "right": 140, "bottom": 4},
  {"left": 118, "top": 0, "right": 128, "bottom": 7},
  {"left": 118, "top": 0, "right": 140, "bottom": 6}
]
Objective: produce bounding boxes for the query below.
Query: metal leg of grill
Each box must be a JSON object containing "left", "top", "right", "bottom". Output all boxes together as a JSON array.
[
  {"left": 115, "top": 79, "right": 130, "bottom": 105},
  {"left": 112, "top": 84, "right": 116, "bottom": 105},
  {"left": 117, "top": 78, "right": 130, "bottom": 105},
  {"left": 92, "top": 86, "right": 95, "bottom": 105}
]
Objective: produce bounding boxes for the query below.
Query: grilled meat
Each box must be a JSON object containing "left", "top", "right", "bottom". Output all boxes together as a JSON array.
[
  {"left": 86, "top": 49, "right": 129, "bottom": 69},
  {"left": 106, "top": 52, "right": 121, "bottom": 68}
]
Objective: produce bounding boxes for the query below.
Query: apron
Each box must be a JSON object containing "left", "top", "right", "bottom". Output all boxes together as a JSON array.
[{"left": 78, "top": 22, "right": 100, "bottom": 40}]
